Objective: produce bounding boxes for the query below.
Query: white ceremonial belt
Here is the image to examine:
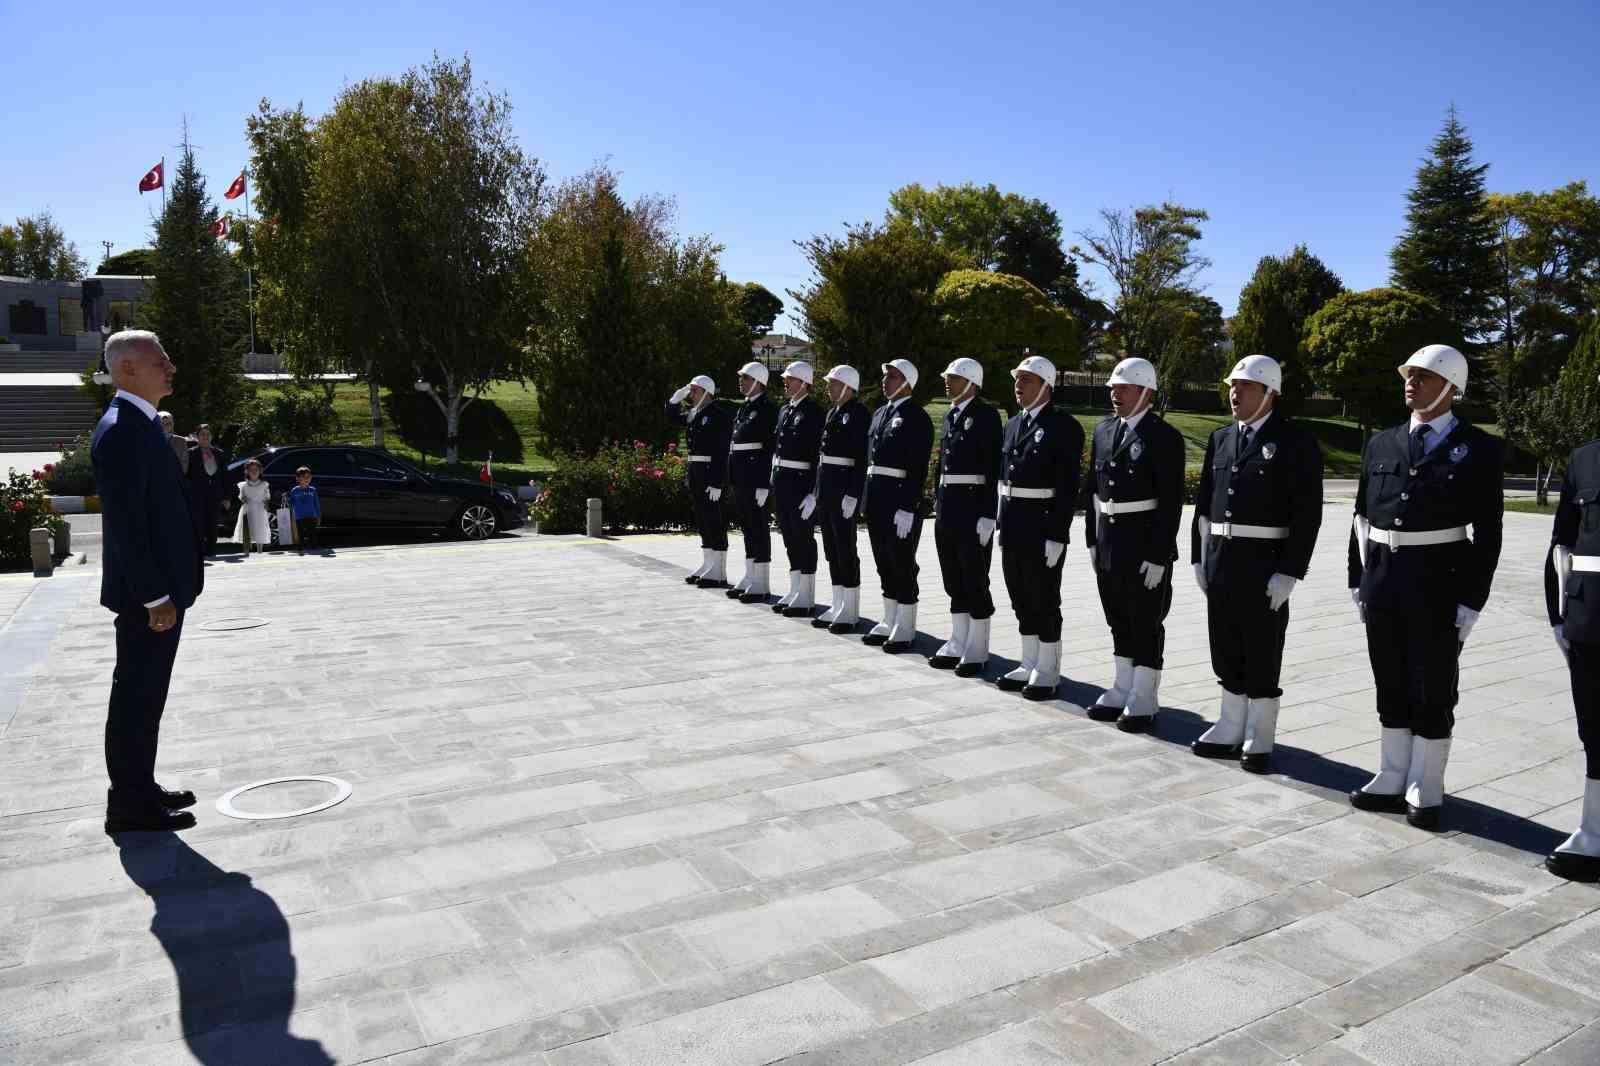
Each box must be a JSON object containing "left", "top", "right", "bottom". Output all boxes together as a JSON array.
[
  {"left": 1094, "top": 496, "right": 1156, "bottom": 515},
  {"left": 687, "top": 454, "right": 712, "bottom": 463},
  {"left": 730, "top": 441, "right": 764, "bottom": 452},
  {"left": 868, "top": 465, "right": 907, "bottom": 478},
  {"left": 1210, "top": 522, "right": 1290, "bottom": 540},
  {"left": 1573, "top": 555, "right": 1600, "bottom": 573},
  {"left": 774, "top": 459, "right": 812, "bottom": 470},
  {"left": 1001, "top": 483, "right": 1056, "bottom": 499},
  {"left": 940, "top": 474, "right": 987, "bottom": 486},
  {"left": 820, "top": 455, "right": 857, "bottom": 467},
  {"left": 1367, "top": 525, "right": 1468, "bottom": 549}
]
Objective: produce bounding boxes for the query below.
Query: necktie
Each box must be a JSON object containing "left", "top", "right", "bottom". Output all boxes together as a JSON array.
[
  {"left": 1110, "top": 419, "right": 1125, "bottom": 455},
  {"left": 1410, "top": 424, "right": 1430, "bottom": 465},
  {"left": 1239, "top": 425, "right": 1252, "bottom": 452}
]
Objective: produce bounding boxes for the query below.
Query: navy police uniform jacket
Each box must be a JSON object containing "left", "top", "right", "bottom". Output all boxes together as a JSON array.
[
  {"left": 727, "top": 392, "right": 777, "bottom": 489},
  {"left": 1083, "top": 412, "right": 1185, "bottom": 576},
  {"left": 1190, "top": 413, "right": 1324, "bottom": 594},
  {"left": 998, "top": 405, "right": 1083, "bottom": 543},
  {"left": 91, "top": 397, "right": 203, "bottom": 614},
  {"left": 1546, "top": 440, "right": 1600, "bottom": 640},
  {"left": 770, "top": 396, "right": 823, "bottom": 485},
  {"left": 666, "top": 399, "right": 732, "bottom": 493},
  {"left": 814, "top": 398, "right": 868, "bottom": 505},
  {"left": 935, "top": 398, "right": 1003, "bottom": 529},
  {"left": 1347, "top": 418, "right": 1503, "bottom": 611},
  {"left": 862, "top": 398, "right": 934, "bottom": 520}
]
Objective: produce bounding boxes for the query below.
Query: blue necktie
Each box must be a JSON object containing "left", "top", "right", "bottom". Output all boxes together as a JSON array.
[{"left": 1410, "top": 424, "right": 1430, "bottom": 465}]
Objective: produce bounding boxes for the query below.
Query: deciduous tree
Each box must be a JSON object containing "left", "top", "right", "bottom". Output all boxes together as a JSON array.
[
  {"left": 1229, "top": 245, "right": 1345, "bottom": 414},
  {"left": 1301, "top": 288, "right": 1451, "bottom": 438},
  {"left": 0, "top": 211, "right": 86, "bottom": 280},
  {"left": 932, "top": 269, "right": 1078, "bottom": 404}
]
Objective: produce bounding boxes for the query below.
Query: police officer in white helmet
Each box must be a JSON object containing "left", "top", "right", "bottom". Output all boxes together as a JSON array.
[
  {"left": 725, "top": 360, "right": 779, "bottom": 603},
  {"left": 770, "top": 361, "right": 824, "bottom": 617},
  {"left": 861, "top": 358, "right": 935, "bottom": 652},
  {"left": 666, "top": 374, "right": 732, "bottom": 587},
  {"left": 1189, "top": 355, "right": 1324, "bottom": 772},
  {"left": 1084, "top": 357, "right": 1186, "bottom": 731},
  {"left": 1348, "top": 344, "right": 1503, "bottom": 830},
  {"left": 811, "top": 365, "right": 870, "bottom": 633}
]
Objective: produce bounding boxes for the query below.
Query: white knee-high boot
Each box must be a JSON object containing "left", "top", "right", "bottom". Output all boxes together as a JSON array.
[
  {"left": 864, "top": 597, "right": 898, "bottom": 644},
  {"left": 885, "top": 602, "right": 918, "bottom": 650},
  {"left": 1090, "top": 656, "right": 1135, "bottom": 718},
  {"left": 830, "top": 586, "right": 861, "bottom": 631},
  {"left": 932, "top": 613, "right": 970, "bottom": 668},
  {"left": 1022, "top": 641, "right": 1061, "bottom": 700},
  {"left": 815, "top": 585, "right": 843, "bottom": 626},
  {"left": 1404, "top": 736, "right": 1452, "bottom": 829},
  {"left": 1350, "top": 727, "right": 1413, "bottom": 812},
  {"left": 1548, "top": 778, "right": 1600, "bottom": 883},
  {"left": 1193, "top": 690, "right": 1248, "bottom": 757},
  {"left": 999, "top": 635, "right": 1039, "bottom": 691},
  {"left": 1240, "top": 697, "right": 1280, "bottom": 773},
  {"left": 956, "top": 618, "right": 991, "bottom": 677}
]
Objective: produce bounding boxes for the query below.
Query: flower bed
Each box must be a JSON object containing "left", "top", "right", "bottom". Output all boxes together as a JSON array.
[
  {"left": 2, "top": 469, "right": 69, "bottom": 570},
  {"left": 530, "top": 440, "right": 697, "bottom": 534}
]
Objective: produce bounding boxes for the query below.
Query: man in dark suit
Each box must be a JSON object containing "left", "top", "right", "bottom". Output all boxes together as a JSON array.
[
  {"left": 186, "top": 423, "right": 231, "bottom": 556},
  {"left": 862, "top": 358, "right": 934, "bottom": 652},
  {"left": 1348, "top": 344, "right": 1503, "bottom": 830},
  {"left": 91, "top": 330, "right": 204, "bottom": 834},
  {"left": 1083, "top": 357, "right": 1186, "bottom": 732},
  {"left": 930, "top": 357, "right": 1003, "bottom": 674},
  {"left": 770, "top": 361, "right": 825, "bottom": 617},
  {"left": 995, "top": 354, "right": 1084, "bottom": 698},
  {"left": 1189, "top": 356, "right": 1324, "bottom": 772},
  {"left": 666, "top": 373, "right": 732, "bottom": 587},
  {"left": 811, "top": 365, "right": 869, "bottom": 633},
  {"left": 726, "top": 360, "right": 778, "bottom": 603}
]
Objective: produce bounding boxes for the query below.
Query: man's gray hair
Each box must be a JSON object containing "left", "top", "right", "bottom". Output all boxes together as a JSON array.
[{"left": 104, "top": 330, "right": 163, "bottom": 376}]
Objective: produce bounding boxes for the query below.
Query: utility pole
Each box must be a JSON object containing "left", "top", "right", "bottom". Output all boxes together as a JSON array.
[{"left": 100, "top": 240, "right": 114, "bottom": 269}]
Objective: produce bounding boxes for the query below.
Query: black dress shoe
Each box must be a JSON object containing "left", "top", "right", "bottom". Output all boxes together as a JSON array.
[
  {"left": 861, "top": 631, "right": 888, "bottom": 646},
  {"left": 153, "top": 787, "right": 197, "bottom": 810},
  {"left": 811, "top": 617, "right": 833, "bottom": 629},
  {"left": 996, "top": 675, "right": 1027, "bottom": 692},
  {"left": 1545, "top": 850, "right": 1600, "bottom": 883},
  {"left": 771, "top": 600, "right": 789, "bottom": 614},
  {"left": 105, "top": 807, "right": 197, "bottom": 834},
  {"left": 1115, "top": 712, "right": 1153, "bottom": 733},
  {"left": 1085, "top": 705, "right": 1122, "bottom": 722},
  {"left": 1349, "top": 789, "right": 1406, "bottom": 813},
  {"left": 698, "top": 579, "right": 730, "bottom": 590},
  {"left": 739, "top": 592, "right": 768, "bottom": 605},
  {"left": 883, "top": 640, "right": 912, "bottom": 654},
  {"left": 684, "top": 573, "right": 701, "bottom": 585},
  {"left": 1191, "top": 740, "right": 1244, "bottom": 760},
  {"left": 1240, "top": 753, "right": 1271, "bottom": 774},
  {"left": 953, "top": 661, "right": 985, "bottom": 678},
  {"left": 725, "top": 587, "right": 744, "bottom": 599},
  {"left": 1406, "top": 803, "right": 1442, "bottom": 831},
  {"left": 929, "top": 654, "right": 960, "bottom": 670},
  {"left": 783, "top": 605, "right": 812, "bottom": 618},
  {"left": 1022, "top": 682, "right": 1057, "bottom": 702},
  {"left": 829, "top": 620, "right": 858, "bottom": 635}
]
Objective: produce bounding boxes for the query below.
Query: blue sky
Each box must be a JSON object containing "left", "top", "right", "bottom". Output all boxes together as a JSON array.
[{"left": 4, "top": 0, "right": 1596, "bottom": 334}]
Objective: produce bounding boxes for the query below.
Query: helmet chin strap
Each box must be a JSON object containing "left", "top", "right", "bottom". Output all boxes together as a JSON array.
[
  {"left": 1242, "top": 391, "right": 1274, "bottom": 425},
  {"left": 1418, "top": 381, "right": 1455, "bottom": 415}
]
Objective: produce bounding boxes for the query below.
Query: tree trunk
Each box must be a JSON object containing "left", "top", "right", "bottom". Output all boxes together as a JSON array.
[
  {"left": 445, "top": 401, "right": 462, "bottom": 464},
  {"left": 365, "top": 359, "right": 385, "bottom": 449},
  {"left": 1537, "top": 461, "right": 1552, "bottom": 507}
]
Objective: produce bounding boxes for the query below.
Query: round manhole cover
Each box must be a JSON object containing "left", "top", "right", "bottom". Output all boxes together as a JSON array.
[
  {"left": 198, "top": 617, "right": 270, "bottom": 632},
  {"left": 215, "top": 776, "right": 353, "bottom": 820}
]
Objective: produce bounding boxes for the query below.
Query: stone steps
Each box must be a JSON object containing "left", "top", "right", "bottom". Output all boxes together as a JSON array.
[{"left": 0, "top": 385, "right": 102, "bottom": 450}]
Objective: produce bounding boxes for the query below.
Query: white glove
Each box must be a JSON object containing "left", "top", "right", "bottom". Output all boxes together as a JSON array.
[
  {"left": 707, "top": 487, "right": 722, "bottom": 502},
  {"left": 1044, "top": 540, "right": 1064, "bottom": 568},
  {"left": 1138, "top": 561, "right": 1166, "bottom": 591},
  {"left": 1351, "top": 587, "right": 1365, "bottom": 623},
  {"left": 1088, "top": 546, "right": 1096, "bottom": 567},
  {"left": 1455, "top": 604, "right": 1479, "bottom": 644},
  {"left": 669, "top": 385, "right": 691, "bottom": 404},
  {"left": 800, "top": 494, "right": 816, "bottom": 520},
  {"left": 754, "top": 489, "right": 768, "bottom": 507},
  {"left": 842, "top": 495, "right": 857, "bottom": 519},
  {"left": 1266, "top": 573, "right": 1298, "bottom": 612},
  {"left": 976, "top": 517, "right": 995, "bottom": 546},
  {"left": 1555, "top": 624, "right": 1570, "bottom": 657},
  {"left": 894, "top": 509, "right": 914, "bottom": 539}
]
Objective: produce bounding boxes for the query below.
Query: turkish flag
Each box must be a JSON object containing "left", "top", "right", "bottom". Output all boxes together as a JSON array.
[
  {"left": 138, "top": 162, "right": 163, "bottom": 193},
  {"left": 224, "top": 173, "right": 246, "bottom": 200},
  {"left": 213, "top": 217, "right": 229, "bottom": 238},
  {"left": 479, "top": 454, "right": 493, "bottom": 483}
]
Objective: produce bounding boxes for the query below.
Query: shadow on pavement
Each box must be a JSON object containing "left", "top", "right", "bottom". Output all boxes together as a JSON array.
[{"left": 114, "top": 834, "right": 334, "bottom": 1066}]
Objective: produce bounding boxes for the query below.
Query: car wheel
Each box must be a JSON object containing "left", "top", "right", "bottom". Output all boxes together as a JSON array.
[{"left": 456, "top": 503, "right": 498, "bottom": 540}]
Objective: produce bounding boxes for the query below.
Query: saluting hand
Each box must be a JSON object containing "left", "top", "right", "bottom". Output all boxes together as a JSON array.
[{"left": 669, "top": 385, "right": 691, "bottom": 405}]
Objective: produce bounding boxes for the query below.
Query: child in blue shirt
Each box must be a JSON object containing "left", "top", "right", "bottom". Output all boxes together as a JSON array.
[{"left": 288, "top": 467, "right": 322, "bottom": 554}]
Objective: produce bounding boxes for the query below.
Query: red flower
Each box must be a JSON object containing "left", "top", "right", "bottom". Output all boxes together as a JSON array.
[
  {"left": 10, "top": 501, "right": 24, "bottom": 513},
  {"left": 42, "top": 463, "right": 53, "bottom": 474},
  {"left": 666, "top": 442, "right": 677, "bottom": 451},
  {"left": 634, "top": 440, "right": 646, "bottom": 450},
  {"left": 32, "top": 470, "right": 43, "bottom": 480}
]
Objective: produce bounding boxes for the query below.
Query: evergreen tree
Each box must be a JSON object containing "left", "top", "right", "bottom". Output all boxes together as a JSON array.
[
  {"left": 1230, "top": 245, "right": 1345, "bottom": 414},
  {"left": 140, "top": 139, "right": 252, "bottom": 437},
  {"left": 1389, "top": 107, "right": 1498, "bottom": 351}
]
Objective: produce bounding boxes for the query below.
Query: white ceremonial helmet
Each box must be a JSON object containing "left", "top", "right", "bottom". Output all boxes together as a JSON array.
[
  {"left": 782, "top": 360, "right": 813, "bottom": 384},
  {"left": 1397, "top": 344, "right": 1467, "bottom": 396},
  {"left": 1105, "top": 357, "right": 1158, "bottom": 390},
  {"left": 688, "top": 374, "right": 716, "bottom": 395},
  {"left": 1225, "top": 354, "right": 1283, "bottom": 394},
  {"left": 1011, "top": 353, "right": 1057, "bottom": 383},
  {"left": 737, "top": 360, "right": 770, "bottom": 386},
  {"left": 881, "top": 358, "right": 919, "bottom": 392},
  {"left": 942, "top": 356, "right": 984, "bottom": 388},
  {"left": 824, "top": 364, "right": 860, "bottom": 392}
]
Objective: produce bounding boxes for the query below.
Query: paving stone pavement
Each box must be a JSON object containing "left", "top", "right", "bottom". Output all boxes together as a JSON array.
[{"left": 0, "top": 504, "right": 1597, "bottom": 1065}]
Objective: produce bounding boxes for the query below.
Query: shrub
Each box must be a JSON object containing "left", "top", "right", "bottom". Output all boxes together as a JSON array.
[
  {"left": 232, "top": 382, "right": 342, "bottom": 453},
  {"left": 382, "top": 390, "right": 523, "bottom": 462},
  {"left": 531, "top": 440, "right": 697, "bottom": 533},
  {"left": 2, "top": 469, "right": 68, "bottom": 569},
  {"left": 43, "top": 433, "right": 96, "bottom": 496}
]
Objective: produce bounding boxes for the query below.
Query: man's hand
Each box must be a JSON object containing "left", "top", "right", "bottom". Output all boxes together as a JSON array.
[
  {"left": 1193, "top": 563, "right": 1207, "bottom": 594},
  {"left": 800, "top": 495, "right": 816, "bottom": 520},
  {"left": 976, "top": 517, "right": 995, "bottom": 546},
  {"left": 1351, "top": 587, "right": 1365, "bottom": 623},
  {"left": 1455, "top": 604, "right": 1479, "bottom": 644},
  {"left": 754, "top": 488, "right": 769, "bottom": 507},
  {"left": 893, "top": 509, "right": 914, "bottom": 539},
  {"left": 841, "top": 496, "right": 857, "bottom": 519},
  {"left": 1266, "top": 573, "right": 1298, "bottom": 611},
  {"left": 1138, "top": 561, "right": 1166, "bottom": 590},
  {"left": 708, "top": 487, "right": 722, "bottom": 502},
  {"left": 1555, "top": 623, "right": 1571, "bottom": 657},
  {"left": 669, "top": 385, "right": 691, "bottom": 405},
  {"left": 1088, "top": 546, "right": 1096, "bottom": 567},
  {"left": 148, "top": 601, "right": 177, "bottom": 633},
  {"left": 1044, "top": 540, "right": 1064, "bottom": 568}
]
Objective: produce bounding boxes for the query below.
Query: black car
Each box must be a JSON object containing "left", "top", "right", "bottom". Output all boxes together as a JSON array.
[{"left": 222, "top": 444, "right": 524, "bottom": 541}]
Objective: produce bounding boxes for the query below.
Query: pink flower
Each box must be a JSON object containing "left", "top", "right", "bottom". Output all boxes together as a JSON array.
[
  {"left": 652, "top": 469, "right": 664, "bottom": 478},
  {"left": 10, "top": 501, "right": 23, "bottom": 513},
  {"left": 634, "top": 440, "right": 646, "bottom": 450},
  {"left": 634, "top": 465, "right": 647, "bottom": 474},
  {"left": 666, "top": 442, "right": 677, "bottom": 451}
]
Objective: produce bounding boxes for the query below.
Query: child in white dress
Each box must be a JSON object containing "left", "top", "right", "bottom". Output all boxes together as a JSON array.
[{"left": 234, "top": 460, "right": 273, "bottom": 554}]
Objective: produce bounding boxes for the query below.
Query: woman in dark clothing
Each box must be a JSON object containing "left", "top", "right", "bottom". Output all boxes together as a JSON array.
[{"left": 186, "top": 424, "right": 231, "bottom": 556}]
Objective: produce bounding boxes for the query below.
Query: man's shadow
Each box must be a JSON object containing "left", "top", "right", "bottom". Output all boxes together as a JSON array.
[{"left": 115, "top": 834, "right": 335, "bottom": 1065}]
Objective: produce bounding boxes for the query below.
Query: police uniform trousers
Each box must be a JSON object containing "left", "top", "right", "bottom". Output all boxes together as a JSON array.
[
  {"left": 106, "top": 608, "right": 185, "bottom": 800},
  {"left": 689, "top": 482, "right": 727, "bottom": 552},
  {"left": 732, "top": 488, "right": 771, "bottom": 562},
  {"left": 819, "top": 501, "right": 861, "bottom": 588},
  {"left": 1096, "top": 567, "right": 1173, "bottom": 669},
  {"left": 1207, "top": 591, "right": 1289, "bottom": 698},
  {"left": 1364, "top": 599, "right": 1459, "bottom": 739},
  {"left": 1001, "top": 541, "right": 1062, "bottom": 641},
  {"left": 936, "top": 520, "right": 995, "bottom": 620},
  {"left": 1567, "top": 641, "right": 1600, "bottom": 779},
  {"left": 772, "top": 473, "right": 818, "bottom": 573},
  {"left": 867, "top": 509, "right": 923, "bottom": 604}
]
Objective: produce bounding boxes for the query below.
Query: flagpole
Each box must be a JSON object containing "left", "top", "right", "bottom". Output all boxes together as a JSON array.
[
  {"left": 242, "top": 175, "right": 256, "bottom": 354},
  {"left": 160, "top": 156, "right": 166, "bottom": 212}
]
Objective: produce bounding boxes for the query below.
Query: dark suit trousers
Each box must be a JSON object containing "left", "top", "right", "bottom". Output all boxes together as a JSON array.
[
  {"left": 690, "top": 484, "right": 728, "bottom": 551},
  {"left": 732, "top": 488, "right": 770, "bottom": 562},
  {"left": 1002, "top": 533, "right": 1063, "bottom": 640},
  {"left": 1568, "top": 641, "right": 1600, "bottom": 779},
  {"left": 1096, "top": 567, "right": 1173, "bottom": 669},
  {"left": 106, "top": 608, "right": 184, "bottom": 806},
  {"left": 1207, "top": 588, "right": 1289, "bottom": 698},
  {"left": 867, "top": 509, "right": 922, "bottom": 604},
  {"left": 819, "top": 500, "right": 861, "bottom": 588},
  {"left": 1364, "top": 600, "right": 1459, "bottom": 739},
  {"left": 773, "top": 477, "right": 817, "bottom": 573},
  {"left": 937, "top": 521, "right": 995, "bottom": 620}
]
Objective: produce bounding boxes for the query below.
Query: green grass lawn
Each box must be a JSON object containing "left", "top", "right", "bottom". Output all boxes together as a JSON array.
[{"left": 1505, "top": 499, "right": 1557, "bottom": 515}]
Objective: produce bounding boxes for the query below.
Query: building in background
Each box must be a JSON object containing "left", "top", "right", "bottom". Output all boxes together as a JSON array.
[{"left": 1, "top": 275, "right": 150, "bottom": 352}]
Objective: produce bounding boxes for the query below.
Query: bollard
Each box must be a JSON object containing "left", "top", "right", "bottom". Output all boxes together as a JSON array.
[
  {"left": 54, "top": 522, "right": 71, "bottom": 560},
  {"left": 586, "top": 497, "right": 603, "bottom": 537},
  {"left": 30, "top": 528, "right": 53, "bottom": 577}
]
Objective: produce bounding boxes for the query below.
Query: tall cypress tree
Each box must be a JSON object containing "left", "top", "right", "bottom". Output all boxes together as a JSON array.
[
  {"left": 140, "top": 138, "right": 252, "bottom": 437},
  {"left": 1389, "top": 107, "right": 1498, "bottom": 353}
]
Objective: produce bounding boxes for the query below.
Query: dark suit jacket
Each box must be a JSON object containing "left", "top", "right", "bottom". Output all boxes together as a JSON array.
[
  {"left": 186, "top": 444, "right": 231, "bottom": 531},
  {"left": 1548, "top": 440, "right": 1600, "bottom": 639},
  {"left": 863, "top": 398, "right": 934, "bottom": 519},
  {"left": 935, "top": 397, "right": 1003, "bottom": 528},
  {"left": 727, "top": 392, "right": 777, "bottom": 489},
  {"left": 667, "top": 400, "right": 732, "bottom": 493},
  {"left": 1083, "top": 411, "right": 1185, "bottom": 576},
  {"left": 997, "top": 405, "right": 1083, "bottom": 543},
  {"left": 814, "top": 398, "right": 868, "bottom": 504},
  {"left": 92, "top": 397, "right": 203, "bottom": 614}
]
